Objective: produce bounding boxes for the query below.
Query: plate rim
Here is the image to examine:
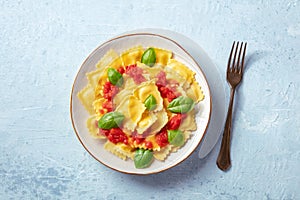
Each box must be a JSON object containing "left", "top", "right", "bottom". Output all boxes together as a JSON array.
[{"left": 70, "top": 32, "right": 212, "bottom": 175}]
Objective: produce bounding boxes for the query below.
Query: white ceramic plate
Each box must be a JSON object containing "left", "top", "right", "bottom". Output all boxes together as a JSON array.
[{"left": 70, "top": 33, "right": 212, "bottom": 174}]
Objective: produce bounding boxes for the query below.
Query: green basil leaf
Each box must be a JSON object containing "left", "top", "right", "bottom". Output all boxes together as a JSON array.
[
  {"left": 98, "top": 111, "right": 125, "bottom": 129},
  {"left": 108, "top": 68, "right": 123, "bottom": 87},
  {"left": 167, "top": 130, "right": 184, "bottom": 147},
  {"left": 167, "top": 96, "right": 195, "bottom": 113},
  {"left": 141, "top": 48, "right": 156, "bottom": 67},
  {"left": 134, "top": 149, "right": 153, "bottom": 169},
  {"left": 144, "top": 94, "right": 157, "bottom": 111}
]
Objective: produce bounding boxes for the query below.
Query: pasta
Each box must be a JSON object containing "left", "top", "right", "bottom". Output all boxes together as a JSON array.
[
  {"left": 136, "top": 111, "right": 158, "bottom": 134},
  {"left": 86, "top": 69, "right": 103, "bottom": 88},
  {"left": 77, "top": 46, "right": 205, "bottom": 168},
  {"left": 147, "top": 109, "right": 168, "bottom": 135},
  {"left": 153, "top": 48, "right": 172, "bottom": 66},
  {"left": 171, "top": 131, "right": 193, "bottom": 153},
  {"left": 86, "top": 115, "right": 105, "bottom": 139},
  {"left": 167, "top": 59, "right": 195, "bottom": 84},
  {"left": 133, "top": 81, "right": 163, "bottom": 112},
  {"left": 96, "top": 49, "right": 119, "bottom": 69},
  {"left": 115, "top": 96, "right": 146, "bottom": 132},
  {"left": 178, "top": 109, "right": 197, "bottom": 131},
  {"left": 153, "top": 145, "right": 172, "bottom": 160},
  {"left": 77, "top": 84, "right": 95, "bottom": 115},
  {"left": 121, "top": 46, "right": 144, "bottom": 66}
]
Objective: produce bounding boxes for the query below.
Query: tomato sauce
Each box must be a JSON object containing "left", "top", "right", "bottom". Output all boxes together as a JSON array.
[
  {"left": 125, "top": 64, "right": 146, "bottom": 84},
  {"left": 156, "top": 71, "right": 167, "bottom": 87}
]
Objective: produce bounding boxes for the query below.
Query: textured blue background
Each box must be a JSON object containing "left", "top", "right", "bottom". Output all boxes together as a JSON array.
[{"left": 1, "top": 0, "right": 299, "bottom": 199}]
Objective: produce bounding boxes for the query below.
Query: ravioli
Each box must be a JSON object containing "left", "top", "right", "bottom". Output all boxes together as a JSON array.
[
  {"left": 137, "top": 62, "right": 162, "bottom": 78},
  {"left": 148, "top": 109, "right": 168, "bottom": 135},
  {"left": 179, "top": 109, "right": 197, "bottom": 131},
  {"left": 171, "top": 131, "right": 192, "bottom": 153},
  {"left": 167, "top": 59, "right": 195, "bottom": 84},
  {"left": 86, "top": 115, "right": 105, "bottom": 139},
  {"left": 92, "top": 98, "right": 106, "bottom": 117},
  {"left": 133, "top": 81, "right": 163, "bottom": 112},
  {"left": 121, "top": 46, "right": 144, "bottom": 66},
  {"left": 77, "top": 84, "right": 95, "bottom": 114},
  {"left": 104, "top": 141, "right": 128, "bottom": 160},
  {"left": 86, "top": 69, "right": 103, "bottom": 88},
  {"left": 96, "top": 49, "right": 119, "bottom": 69},
  {"left": 153, "top": 48, "right": 172, "bottom": 66},
  {"left": 136, "top": 111, "right": 158, "bottom": 134},
  {"left": 115, "top": 96, "right": 146, "bottom": 132},
  {"left": 186, "top": 81, "right": 205, "bottom": 103},
  {"left": 153, "top": 145, "right": 172, "bottom": 160},
  {"left": 164, "top": 66, "right": 188, "bottom": 88},
  {"left": 113, "top": 76, "right": 137, "bottom": 106}
]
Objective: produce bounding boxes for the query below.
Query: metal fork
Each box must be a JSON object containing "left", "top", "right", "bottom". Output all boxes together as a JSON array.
[{"left": 217, "top": 41, "right": 247, "bottom": 171}]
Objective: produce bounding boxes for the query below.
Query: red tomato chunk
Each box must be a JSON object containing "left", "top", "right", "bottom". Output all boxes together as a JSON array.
[
  {"left": 103, "top": 81, "right": 119, "bottom": 100},
  {"left": 100, "top": 128, "right": 128, "bottom": 145},
  {"left": 155, "top": 128, "right": 169, "bottom": 147},
  {"left": 102, "top": 100, "right": 113, "bottom": 112},
  {"left": 117, "top": 66, "right": 125, "bottom": 74},
  {"left": 132, "top": 132, "right": 145, "bottom": 144},
  {"left": 145, "top": 141, "right": 153, "bottom": 149},
  {"left": 167, "top": 114, "right": 185, "bottom": 130},
  {"left": 157, "top": 85, "right": 177, "bottom": 102}
]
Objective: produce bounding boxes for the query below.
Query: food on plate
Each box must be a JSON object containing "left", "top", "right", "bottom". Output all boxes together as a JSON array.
[{"left": 78, "top": 45, "right": 204, "bottom": 168}]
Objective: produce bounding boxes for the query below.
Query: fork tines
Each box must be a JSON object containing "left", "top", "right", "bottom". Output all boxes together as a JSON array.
[{"left": 227, "top": 41, "right": 247, "bottom": 74}]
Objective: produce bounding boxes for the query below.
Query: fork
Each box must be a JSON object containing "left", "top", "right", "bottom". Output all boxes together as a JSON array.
[{"left": 216, "top": 41, "right": 247, "bottom": 171}]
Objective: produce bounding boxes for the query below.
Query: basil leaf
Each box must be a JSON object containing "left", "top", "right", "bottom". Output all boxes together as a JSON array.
[
  {"left": 144, "top": 94, "right": 157, "bottom": 111},
  {"left": 108, "top": 68, "right": 123, "bottom": 87},
  {"left": 98, "top": 111, "right": 125, "bottom": 129},
  {"left": 167, "top": 96, "right": 195, "bottom": 113},
  {"left": 141, "top": 48, "right": 156, "bottom": 67},
  {"left": 134, "top": 149, "right": 153, "bottom": 169},
  {"left": 167, "top": 130, "right": 184, "bottom": 147}
]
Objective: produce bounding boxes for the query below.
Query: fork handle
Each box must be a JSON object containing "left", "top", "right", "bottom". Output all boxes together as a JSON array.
[{"left": 217, "top": 87, "right": 236, "bottom": 171}]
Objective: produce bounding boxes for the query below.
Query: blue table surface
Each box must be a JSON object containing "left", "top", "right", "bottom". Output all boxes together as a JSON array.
[{"left": 1, "top": 0, "right": 299, "bottom": 199}]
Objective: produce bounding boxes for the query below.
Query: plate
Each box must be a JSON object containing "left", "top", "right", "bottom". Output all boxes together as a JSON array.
[{"left": 70, "top": 33, "right": 212, "bottom": 174}]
